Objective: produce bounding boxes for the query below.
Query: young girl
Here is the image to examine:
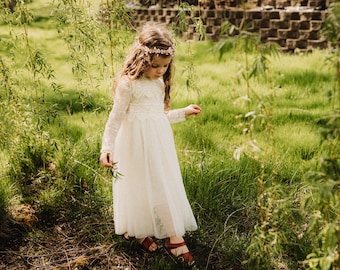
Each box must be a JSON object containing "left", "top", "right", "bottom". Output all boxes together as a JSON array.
[{"left": 99, "top": 22, "right": 201, "bottom": 267}]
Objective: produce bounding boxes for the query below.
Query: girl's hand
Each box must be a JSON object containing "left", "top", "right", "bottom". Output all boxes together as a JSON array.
[
  {"left": 184, "top": 104, "right": 202, "bottom": 117},
  {"left": 99, "top": 151, "right": 114, "bottom": 168}
]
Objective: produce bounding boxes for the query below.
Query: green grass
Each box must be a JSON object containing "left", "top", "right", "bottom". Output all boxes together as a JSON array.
[{"left": 0, "top": 1, "right": 339, "bottom": 269}]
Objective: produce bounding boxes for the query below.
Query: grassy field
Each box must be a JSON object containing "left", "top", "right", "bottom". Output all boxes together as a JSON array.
[{"left": 0, "top": 0, "right": 339, "bottom": 269}]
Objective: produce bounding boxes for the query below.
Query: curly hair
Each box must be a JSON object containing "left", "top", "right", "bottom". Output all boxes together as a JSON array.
[{"left": 116, "top": 22, "right": 175, "bottom": 110}]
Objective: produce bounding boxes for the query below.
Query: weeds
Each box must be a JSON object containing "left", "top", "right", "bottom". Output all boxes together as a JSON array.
[
  {"left": 300, "top": 2, "right": 340, "bottom": 268},
  {"left": 0, "top": 0, "right": 339, "bottom": 269}
]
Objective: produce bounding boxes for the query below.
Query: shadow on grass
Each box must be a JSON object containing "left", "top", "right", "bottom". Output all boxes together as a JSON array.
[
  {"left": 45, "top": 89, "right": 109, "bottom": 115},
  {"left": 0, "top": 214, "right": 242, "bottom": 270}
]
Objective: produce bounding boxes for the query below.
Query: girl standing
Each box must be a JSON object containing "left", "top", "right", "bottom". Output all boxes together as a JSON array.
[{"left": 99, "top": 22, "right": 201, "bottom": 267}]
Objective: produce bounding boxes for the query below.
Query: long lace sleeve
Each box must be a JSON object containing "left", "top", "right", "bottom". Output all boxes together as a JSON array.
[
  {"left": 101, "top": 77, "right": 132, "bottom": 153},
  {"left": 166, "top": 108, "right": 186, "bottom": 123}
]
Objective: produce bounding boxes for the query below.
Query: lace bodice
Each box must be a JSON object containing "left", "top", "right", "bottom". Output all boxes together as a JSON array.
[{"left": 101, "top": 76, "right": 186, "bottom": 153}]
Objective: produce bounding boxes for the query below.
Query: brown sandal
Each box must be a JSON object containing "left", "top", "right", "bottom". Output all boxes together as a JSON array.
[
  {"left": 139, "top": 236, "right": 158, "bottom": 252},
  {"left": 165, "top": 241, "right": 195, "bottom": 267},
  {"left": 123, "top": 234, "right": 157, "bottom": 253}
]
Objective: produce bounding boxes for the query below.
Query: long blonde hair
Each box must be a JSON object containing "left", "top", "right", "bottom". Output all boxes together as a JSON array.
[{"left": 116, "top": 22, "right": 175, "bottom": 110}]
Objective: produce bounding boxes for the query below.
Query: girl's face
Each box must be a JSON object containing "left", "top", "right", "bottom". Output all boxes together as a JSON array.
[{"left": 145, "top": 55, "right": 172, "bottom": 80}]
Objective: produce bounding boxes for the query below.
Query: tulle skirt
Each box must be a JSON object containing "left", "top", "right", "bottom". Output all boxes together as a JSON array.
[{"left": 112, "top": 115, "right": 197, "bottom": 239}]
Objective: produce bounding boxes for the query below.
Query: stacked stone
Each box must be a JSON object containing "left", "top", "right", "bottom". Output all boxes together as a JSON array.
[
  {"left": 241, "top": 9, "right": 328, "bottom": 52},
  {"left": 136, "top": 0, "right": 331, "bottom": 9},
  {"left": 128, "top": 7, "right": 329, "bottom": 52}
]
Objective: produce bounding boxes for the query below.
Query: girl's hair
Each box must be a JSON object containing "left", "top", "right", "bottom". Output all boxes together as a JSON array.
[{"left": 117, "top": 22, "right": 175, "bottom": 110}]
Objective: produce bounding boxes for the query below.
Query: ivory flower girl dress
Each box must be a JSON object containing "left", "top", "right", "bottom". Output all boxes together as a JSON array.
[{"left": 101, "top": 75, "right": 197, "bottom": 239}]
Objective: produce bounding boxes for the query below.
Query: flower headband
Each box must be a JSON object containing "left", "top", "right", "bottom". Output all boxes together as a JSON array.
[{"left": 137, "top": 42, "right": 175, "bottom": 56}]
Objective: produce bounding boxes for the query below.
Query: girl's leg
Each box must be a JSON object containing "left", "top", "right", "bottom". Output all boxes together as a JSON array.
[
  {"left": 154, "top": 205, "right": 195, "bottom": 264},
  {"left": 166, "top": 236, "right": 195, "bottom": 266},
  {"left": 169, "top": 236, "right": 189, "bottom": 252}
]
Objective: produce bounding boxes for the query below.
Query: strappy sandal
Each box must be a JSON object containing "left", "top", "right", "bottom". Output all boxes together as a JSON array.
[
  {"left": 123, "top": 234, "right": 157, "bottom": 253},
  {"left": 165, "top": 241, "right": 195, "bottom": 267},
  {"left": 139, "top": 236, "right": 158, "bottom": 252}
]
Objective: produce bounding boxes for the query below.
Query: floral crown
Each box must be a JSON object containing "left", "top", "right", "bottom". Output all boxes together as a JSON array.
[{"left": 137, "top": 42, "right": 175, "bottom": 56}]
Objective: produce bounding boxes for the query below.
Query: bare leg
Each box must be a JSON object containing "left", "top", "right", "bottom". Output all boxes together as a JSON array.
[{"left": 168, "top": 236, "right": 190, "bottom": 255}]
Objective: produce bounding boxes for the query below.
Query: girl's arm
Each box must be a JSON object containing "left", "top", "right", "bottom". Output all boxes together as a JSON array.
[
  {"left": 100, "top": 77, "right": 132, "bottom": 167},
  {"left": 166, "top": 104, "right": 202, "bottom": 123}
]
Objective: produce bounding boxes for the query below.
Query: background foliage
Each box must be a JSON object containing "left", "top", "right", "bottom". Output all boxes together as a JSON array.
[{"left": 0, "top": 0, "right": 339, "bottom": 269}]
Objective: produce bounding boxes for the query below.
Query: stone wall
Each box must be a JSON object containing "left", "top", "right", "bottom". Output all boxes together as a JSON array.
[
  {"left": 130, "top": 7, "right": 329, "bottom": 52},
  {"left": 137, "top": 0, "right": 331, "bottom": 9}
]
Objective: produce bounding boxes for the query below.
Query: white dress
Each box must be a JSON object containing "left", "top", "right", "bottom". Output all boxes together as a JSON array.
[{"left": 101, "top": 75, "right": 197, "bottom": 239}]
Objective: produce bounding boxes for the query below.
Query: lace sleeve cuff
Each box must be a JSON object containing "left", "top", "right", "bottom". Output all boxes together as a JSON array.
[{"left": 166, "top": 108, "right": 186, "bottom": 123}]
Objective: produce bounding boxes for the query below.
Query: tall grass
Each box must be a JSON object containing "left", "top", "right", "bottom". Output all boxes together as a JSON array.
[{"left": 0, "top": 0, "right": 339, "bottom": 269}]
